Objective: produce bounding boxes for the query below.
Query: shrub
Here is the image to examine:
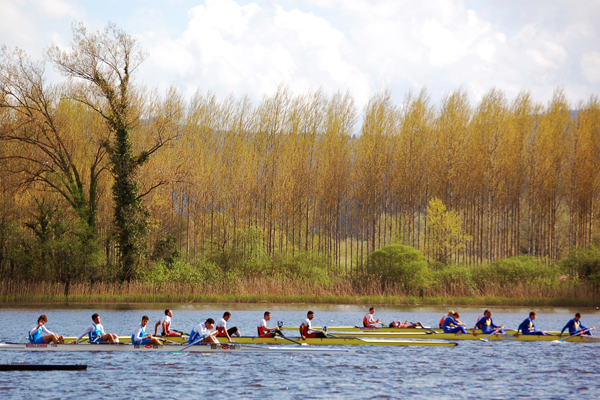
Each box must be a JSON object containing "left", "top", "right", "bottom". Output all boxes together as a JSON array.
[{"left": 367, "top": 244, "right": 432, "bottom": 290}]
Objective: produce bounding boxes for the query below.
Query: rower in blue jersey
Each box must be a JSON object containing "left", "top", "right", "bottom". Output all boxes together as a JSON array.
[
  {"left": 28, "top": 315, "right": 64, "bottom": 344},
  {"left": 75, "top": 313, "right": 119, "bottom": 344},
  {"left": 442, "top": 312, "right": 468, "bottom": 334},
  {"left": 560, "top": 313, "right": 595, "bottom": 337},
  {"left": 131, "top": 315, "right": 162, "bottom": 345},
  {"left": 473, "top": 310, "right": 505, "bottom": 335},
  {"left": 189, "top": 318, "right": 220, "bottom": 345},
  {"left": 517, "top": 311, "right": 546, "bottom": 335}
]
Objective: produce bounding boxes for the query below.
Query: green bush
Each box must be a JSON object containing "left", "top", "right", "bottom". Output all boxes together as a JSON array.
[
  {"left": 136, "top": 259, "right": 221, "bottom": 286},
  {"left": 478, "top": 256, "right": 558, "bottom": 285},
  {"left": 367, "top": 244, "right": 432, "bottom": 290},
  {"left": 563, "top": 241, "right": 600, "bottom": 287}
]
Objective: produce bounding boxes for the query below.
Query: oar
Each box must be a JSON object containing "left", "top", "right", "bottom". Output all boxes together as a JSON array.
[
  {"left": 172, "top": 335, "right": 206, "bottom": 354},
  {"left": 479, "top": 329, "right": 502, "bottom": 342},
  {"left": 556, "top": 328, "right": 591, "bottom": 343},
  {"left": 278, "top": 331, "right": 308, "bottom": 346}
]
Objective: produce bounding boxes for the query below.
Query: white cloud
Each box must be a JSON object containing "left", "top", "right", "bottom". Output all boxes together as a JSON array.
[{"left": 581, "top": 52, "right": 600, "bottom": 84}]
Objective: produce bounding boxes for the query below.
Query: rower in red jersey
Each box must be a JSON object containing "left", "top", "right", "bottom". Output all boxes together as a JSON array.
[
  {"left": 363, "top": 307, "right": 382, "bottom": 328},
  {"left": 300, "top": 311, "right": 327, "bottom": 339},
  {"left": 216, "top": 312, "right": 241, "bottom": 342},
  {"left": 154, "top": 309, "right": 183, "bottom": 337},
  {"left": 257, "top": 311, "right": 282, "bottom": 338}
]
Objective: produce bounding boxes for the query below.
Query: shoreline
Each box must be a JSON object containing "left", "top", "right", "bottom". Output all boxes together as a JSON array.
[{"left": 1, "top": 294, "right": 597, "bottom": 308}]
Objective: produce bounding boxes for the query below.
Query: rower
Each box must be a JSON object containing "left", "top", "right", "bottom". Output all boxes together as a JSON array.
[
  {"left": 257, "top": 311, "right": 282, "bottom": 338},
  {"left": 189, "top": 318, "right": 219, "bottom": 345},
  {"left": 28, "top": 315, "right": 64, "bottom": 344},
  {"left": 472, "top": 310, "right": 505, "bottom": 335},
  {"left": 517, "top": 311, "right": 546, "bottom": 336},
  {"left": 75, "top": 313, "right": 119, "bottom": 344},
  {"left": 560, "top": 313, "right": 595, "bottom": 337},
  {"left": 439, "top": 310, "right": 455, "bottom": 329},
  {"left": 389, "top": 320, "right": 425, "bottom": 329},
  {"left": 300, "top": 311, "right": 327, "bottom": 339},
  {"left": 131, "top": 315, "right": 162, "bottom": 345},
  {"left": 442, "top": 312, "right": 468, "bottom": 334},
  {"left": 216, "top": 312, "right": 241, "bottom": 342},
  {"left": 154, "top": 309, "right": 182, "bottom": 337},
  {"left": 363, "top": 307, "right": 382, "bottom": 328}
]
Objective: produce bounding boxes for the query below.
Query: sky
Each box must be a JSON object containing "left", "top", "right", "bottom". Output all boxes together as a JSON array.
[{"left": 1, "top": 0, "right": 599, "bottom": 108}]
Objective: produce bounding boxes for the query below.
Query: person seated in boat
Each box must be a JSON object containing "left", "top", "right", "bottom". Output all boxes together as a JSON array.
[
  {"left": 439, "top": 310, "right": 455, "bottom": 329},
  {"left": 300, "top": 311, "right": 327, "bottom": 339},
  {"left": 257, "top": 311, "right": 282, "bottom": 338},
  {"left": 131, "top": 315, "right": 162, "bottom": 345},
  {"left": 560, "top": 313, "right": 595, "bottom": 337},
  {"left": 472, "top": 310, "right": 505, "bottom": 335},
  {"left": 389, "top": 320, "right": 425, "bottom": 329},
  {"left": 75, "top": 313, "right": 119, "bottom": 344},
  {"left": 442, "top": 312, "right": 468, "bottom": 334},
  {"left": 189, "top": 318, "right": 220, "bottom": 345},
  {"left": 216, "top": 312, "right": 241, "bottom": 342},
  {"left": 517, "top": 312, "right": 546, "bottom": 336},
  {"left": 154, "top": 309, "right": 183, "bottom": 337},
  {"left": 363, "top": 307, "right": 382, "bottom": 328},
  {"left": 28, "top": 315, "right": 64, "bottom": 344}
]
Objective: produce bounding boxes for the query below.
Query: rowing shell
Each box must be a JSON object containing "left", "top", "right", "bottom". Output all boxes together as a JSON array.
[
  {"left": 0, "top": 343, "right": 354, "bottom": 354},
  {"left": 281, "top": 326, "right": 518, "bottom": 334},
  {"left": 63, "top": 336, "right": 458, "bottom": 346},
  {"left": 328, "top": 332, "right": 600, "bottom": 342}
]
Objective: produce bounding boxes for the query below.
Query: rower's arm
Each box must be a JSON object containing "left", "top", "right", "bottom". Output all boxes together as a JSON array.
[
  {"left": 161, "top": 320, "right": 169, "bottom": 334},
  {"left": 75, "top": 326, "right": 93, "bottom": 343},
  {"left": 154, "top": 321, "right": 161, "bottom": 335}
]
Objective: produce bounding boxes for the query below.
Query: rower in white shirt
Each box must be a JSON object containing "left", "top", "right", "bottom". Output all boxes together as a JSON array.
[
  {"left": 131, "top": 315, "right": 161, "bottom": 345},
  {"left": 75, "top": 313, "right": 119, "bottom": 344},
  {"left": 28, "top": 315, "right": 64, "bottom": 344},
  {"left": 215, "top": 312, "right": 241, "bottom": 342},
  {"left": 154, "top": 309, "right": 182, "bottom": 337},
  {"left": 189, "top": 318, "right": 219, "bottom": 345},
  {"left": 300, "top": 311, "right": 327, "bottom": 339},
  {"left": 257, "top": 311, "right": 282, "bottom": 337}
]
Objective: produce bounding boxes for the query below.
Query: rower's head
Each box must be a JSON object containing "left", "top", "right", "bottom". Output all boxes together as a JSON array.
[
  {"left": 205, "top": 318, "right": 215, "bottom": 329},
  {"left": 575, "top": 313, "right": 581, "bottom": 321},
  {"left": 529, "top": 311, "right": 536, "bottom": 320},
  {"left": 165, "top": 309, "right": 172, "bottom": 317},
  {"left": 448, "top": 310, "right": 455, "bottom": 316},
  {"left": 37, "top": 315, "right": 48, "bottom": 324},
  {"left": 369, "top": 307, "right": 375, "bottom": 314},
  {"left": 223, "top": 311, "right": 231, "bottom": 321},
  {"left": 307, "top": 311, "right": 314, "bottom": 320},
  {"left": 264, "top": 311, "right": 271, "bottom": 321},
  {"left": 484, "top": 310, "right": 491, "bottom": 317},
  {"left": 141, "top": 315, "right": 150, "bottom": 327},
  {"left": 92, "top": 313, "right": 100, "bottom": 324},
  {"left": 453, "top": 312, "right": 460, "bottom": 319}
]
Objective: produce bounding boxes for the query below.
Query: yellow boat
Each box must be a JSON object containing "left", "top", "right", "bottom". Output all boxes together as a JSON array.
[
  {"left": 281, "top": 326, "right": 516, "bottom": 334},
  {"left": 329, "top": 331, "right": 599, "bottom": 342},
  {"left": 63, "top": 335, "right": 458, "bottom": 346}
]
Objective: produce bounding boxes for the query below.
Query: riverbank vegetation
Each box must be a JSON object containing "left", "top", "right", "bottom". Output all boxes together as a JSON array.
[{"left": 1, "top": 23, "right": 599, "bottom": 305}]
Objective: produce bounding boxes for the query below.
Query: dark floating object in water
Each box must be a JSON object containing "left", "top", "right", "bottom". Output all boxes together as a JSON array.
[{"left": 0, "top": 364, "right": 87, "bottom": 371}]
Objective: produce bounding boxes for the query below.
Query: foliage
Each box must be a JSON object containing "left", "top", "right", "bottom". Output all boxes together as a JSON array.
[
  {"left": 367, "top": 244, "right": 432, "bottom": 291},
  {"left": 151, "top": 235, "right": 180, "bottom": 266},
  {"left": 136, "top": 259, "right": 221, "bottom": 286},
  {"left": 562, "top": 240, "right": 600, "bottom": 287},
  {"left": 425, "top": 198, "right": 472, "bottom": 264}
]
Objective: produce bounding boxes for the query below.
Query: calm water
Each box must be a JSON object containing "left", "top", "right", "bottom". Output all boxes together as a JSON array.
[{"left": 1, "top": 304, "right": 598, "bottom": 399}]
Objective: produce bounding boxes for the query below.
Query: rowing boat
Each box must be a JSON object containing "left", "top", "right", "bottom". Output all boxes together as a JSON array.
[
  {"left": 280, "top": 326, "right": 522, "bottom": 334},
  {"left": 63, "top": 336, "right": 458, "bottom": 347},
  {"left": 0, "top": 343, "right": 354, "bottom": 354},
  {"left": 328, "top": 331, "right": 600, "bottom": 342}
]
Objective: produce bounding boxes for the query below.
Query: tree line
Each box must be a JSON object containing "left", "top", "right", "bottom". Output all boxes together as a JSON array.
[{"left": 1, "top": 23, "right": 599, "bottom": 288}]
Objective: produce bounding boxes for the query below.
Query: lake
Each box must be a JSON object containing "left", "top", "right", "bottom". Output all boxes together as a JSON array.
[{"left": 0, "top": 304, "right": 598, "bottom": 399}]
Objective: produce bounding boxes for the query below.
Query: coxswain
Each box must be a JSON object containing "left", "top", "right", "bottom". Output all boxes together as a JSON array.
[
  {"left": 472, "top": 310, "right": 505, "bottom": 335},
  {"left": 560, "top": 313, "right": 594, "bottom": 337},
  {"left": 363, "top": 307, "right": 382, "bottom": 328},
  {"left": 75, "top": 313, "right": 119, "bottom": 344},
  {"left": 189, "top": 318, "right": 219, "bottom": 345},
  {"left": 442, "top": 312, "right": 468, "bottom": 334},
  {"left": 300, "top": 311, "right": 327, "bottom": 339},
  {"left": 439, "top": 310, "right": 455, "bottom": 329},
  {"left": 517, "top": 311, "right": 546, "bottom": 336},
  {"left": 154, "top": 309, "right": 182, "bottom": 337},
  {"left": 28, "top": 315, "right": 64, "bottom": 344},
  {"left": 257, "top": 311, "right": 282, "bottom": 337},
  {"left": 389, "top": 320, "right": 425, "bottom": 329},
  {"left": 131, "top": 315, "right": 162, "bottom": 345},
  {"left": 216, "top": 312, "right": 241, "bottom": 342}
]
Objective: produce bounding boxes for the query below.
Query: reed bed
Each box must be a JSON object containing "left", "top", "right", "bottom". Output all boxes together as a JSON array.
[{"left": 0, "top": 279, "right": 597, "bottom": 307}]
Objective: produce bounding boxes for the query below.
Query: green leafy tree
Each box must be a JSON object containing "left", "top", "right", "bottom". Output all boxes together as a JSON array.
[
  {"left": 425, "top": 197, "right": 472, "bottom": 264},
  {"left": 367, "top": 244, "right": 431, "bottom": 292}
]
